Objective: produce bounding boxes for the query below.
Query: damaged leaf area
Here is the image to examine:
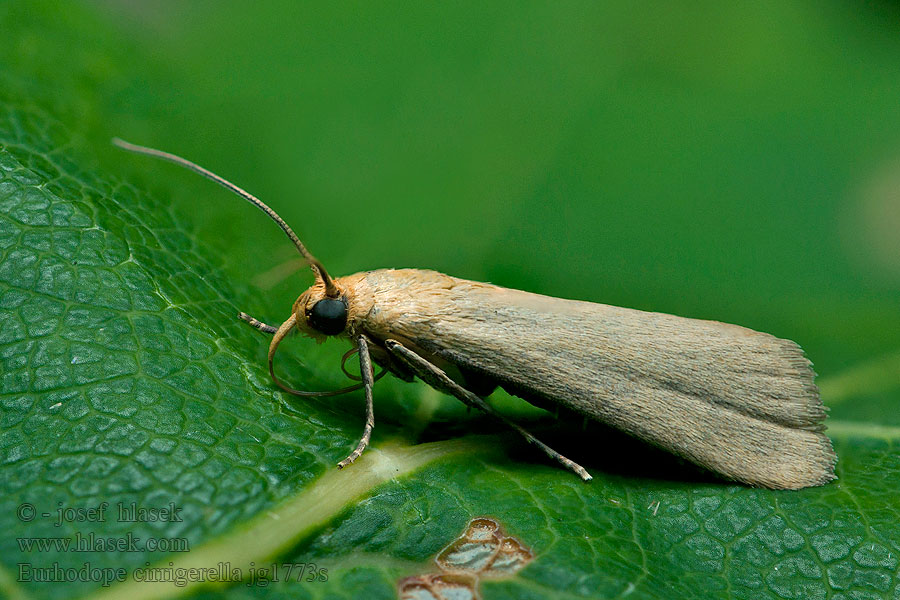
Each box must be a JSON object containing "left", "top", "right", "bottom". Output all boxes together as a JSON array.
[
  {"left": 399, "top": 574, "right": 479, "bottom": 600},
  {"left": 399, "top": 517, "right": 534, "bottom": 599},
  {"left": 435, "top": 517, "right": 533, "bottom": 577}
]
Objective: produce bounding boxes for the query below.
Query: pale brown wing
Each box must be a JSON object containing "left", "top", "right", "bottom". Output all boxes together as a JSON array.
[{"left": 355, "top": 269, "right": 836, "bottom": 489}]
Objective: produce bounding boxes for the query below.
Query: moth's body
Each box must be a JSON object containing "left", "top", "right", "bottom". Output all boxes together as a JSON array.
[
  {"left": 114, "top": 138, "right": 837, "bottom": 490},
  {"left": 295, "top": 268, "right": 834, "bottom": 490}
]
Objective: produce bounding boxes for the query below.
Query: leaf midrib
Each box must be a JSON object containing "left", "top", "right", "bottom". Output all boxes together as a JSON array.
[{"left": 81, "top": 436, "right": 500, "bottom": 600}]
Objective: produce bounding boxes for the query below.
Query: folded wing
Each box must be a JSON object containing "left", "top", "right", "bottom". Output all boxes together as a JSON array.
[{"left": 360, "top": 269, "right": 836, "bottom": 489}]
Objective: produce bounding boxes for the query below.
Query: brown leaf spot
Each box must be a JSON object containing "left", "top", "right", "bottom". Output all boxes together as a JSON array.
[
  {"left": 398, "top": 573, "right": 479, "bottom": 600},
  {"left": 398, "top": 517, "right": 534, "bottom": 599}
]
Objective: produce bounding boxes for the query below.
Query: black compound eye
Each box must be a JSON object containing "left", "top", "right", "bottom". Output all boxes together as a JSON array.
[{"left": 308, "top": 297, "right": 348, "bottom": 335}]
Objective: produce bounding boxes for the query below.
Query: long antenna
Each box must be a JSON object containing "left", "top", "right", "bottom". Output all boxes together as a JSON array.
[{"left": 112, "top": 138, "right": 339, "bottom": 298}]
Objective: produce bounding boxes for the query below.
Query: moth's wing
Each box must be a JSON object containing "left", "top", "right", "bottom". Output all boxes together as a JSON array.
[{"left": 360, "top": 270, "right": 835, "bottom": 490}]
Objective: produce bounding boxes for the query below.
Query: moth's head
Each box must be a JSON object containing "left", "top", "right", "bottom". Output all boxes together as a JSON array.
[
  {"left": 262, "top": 274, "right": 358, "bottom": 397},
  {"left": 109, "top": 138, "right": 355, "bottom": 396},
  {"left": 291, "top": 280, "right": 349, "bottom": 340}
]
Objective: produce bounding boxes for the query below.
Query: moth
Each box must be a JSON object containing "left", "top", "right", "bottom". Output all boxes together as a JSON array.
[{"left": 114, "top": 138, "right": 836, "bottom": 490}]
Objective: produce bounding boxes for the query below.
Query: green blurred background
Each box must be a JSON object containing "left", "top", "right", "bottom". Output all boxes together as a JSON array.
[{"left": 6, "top": 0, "right": 900, "bottom": 423}]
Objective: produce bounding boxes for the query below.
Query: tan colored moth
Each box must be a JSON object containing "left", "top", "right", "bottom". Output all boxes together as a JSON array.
[{"left": 114, "top": 138, "right": 836, "bottom": 490}]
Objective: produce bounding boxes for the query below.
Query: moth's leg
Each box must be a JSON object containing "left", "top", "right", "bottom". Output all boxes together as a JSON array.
[
  {"left": 238, "top": 312, "right": 278, "bottom": 334},
  {"left": 384, "top": 339, "right": 592, "bottom": 482},
  {"left": 337, "top": 334, "right": 376, "bottom": 469}
]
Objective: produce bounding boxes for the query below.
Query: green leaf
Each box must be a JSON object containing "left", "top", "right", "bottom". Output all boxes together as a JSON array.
[
  {"left": 2, "top": 3, "right": 900, "bottom": 600},
  {"left": 3, "top": 102, "right": 899, "bottom": 600}
]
